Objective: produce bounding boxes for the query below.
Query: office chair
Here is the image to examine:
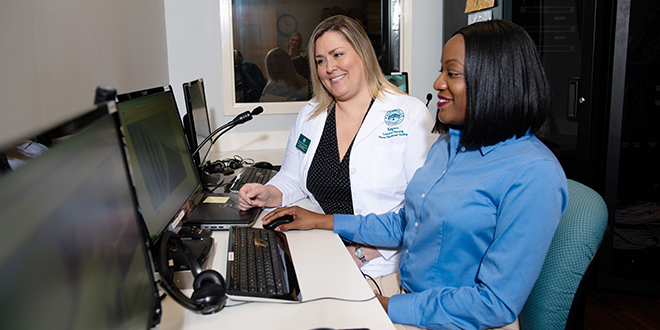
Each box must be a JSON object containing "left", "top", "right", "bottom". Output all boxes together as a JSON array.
[{"left": 519, "top": 179, "right": 608, "bottom": 330}]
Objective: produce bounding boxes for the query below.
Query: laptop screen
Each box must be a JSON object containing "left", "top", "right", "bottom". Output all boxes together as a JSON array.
[
  {"left": 116, "top": 89, "right": 200, "bottom": 242},
  {"left": 0, "top": 110, "right": 159, "bottom": 330}
]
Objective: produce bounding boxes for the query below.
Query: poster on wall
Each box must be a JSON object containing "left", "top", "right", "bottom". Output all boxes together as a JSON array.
[{"left": 465, "top": 0, "right": 495, "bottom": 13}]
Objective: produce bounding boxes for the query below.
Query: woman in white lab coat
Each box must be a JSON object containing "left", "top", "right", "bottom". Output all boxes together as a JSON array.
[{"left": 238, "top": 15, "right": 436, "bottom": 278}]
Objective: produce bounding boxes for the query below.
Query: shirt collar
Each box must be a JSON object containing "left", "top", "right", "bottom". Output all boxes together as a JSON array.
[{"left": 449, "top": 127, "right": 531, "bottom": 156}]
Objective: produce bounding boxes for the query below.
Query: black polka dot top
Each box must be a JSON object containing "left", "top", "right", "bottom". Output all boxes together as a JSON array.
[{"left": 307, "top": 100, "right": 374, "bottom": 214}]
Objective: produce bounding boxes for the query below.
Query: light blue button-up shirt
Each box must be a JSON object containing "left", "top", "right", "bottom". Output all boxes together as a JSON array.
[{"left": 335, "top": 128, "right": 568, "bottom": 329}]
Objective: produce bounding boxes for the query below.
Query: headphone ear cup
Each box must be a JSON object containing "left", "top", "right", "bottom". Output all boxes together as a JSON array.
[
  {"left": 193, "top": 269, "right": 225, "bottom": 290},
  {"left": 191, "top": 283, "right": 227, "bottom": 314},
  {"left": 191, "top": 270, "right": 227, "bottom": 314}
]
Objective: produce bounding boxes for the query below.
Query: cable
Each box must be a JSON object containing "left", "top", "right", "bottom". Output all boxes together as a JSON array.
[
  {"left": 299, "top": 295, "right": 377, "bottom": 304},
  {"left": 208, "top": 181, "right": 232, "bottom": 194},
  {"left": 613, "top": 201, "right": 660, "bottom": 249},
  {"left": 218, "top": 154, "right": 254, "bottom": 170},
  {"left": 362, "top": 272, "right": 382, "bottom": 296},
  {"left": 226, "top": 295, "right": 377, "bottom": 306}
]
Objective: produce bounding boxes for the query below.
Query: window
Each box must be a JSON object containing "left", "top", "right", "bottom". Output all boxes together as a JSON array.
[{"left": 220, "top": 0, "right": 406, "bottom": 115}]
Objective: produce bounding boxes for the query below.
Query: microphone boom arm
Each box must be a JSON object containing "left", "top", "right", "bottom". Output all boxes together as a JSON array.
[{"left": 191, "top": 106, "right": 263, "bottom": 158}]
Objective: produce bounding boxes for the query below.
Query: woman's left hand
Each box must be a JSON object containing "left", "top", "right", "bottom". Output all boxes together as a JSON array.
[{"left": 374, "top": 291, "right": 390, "bottom": 313}]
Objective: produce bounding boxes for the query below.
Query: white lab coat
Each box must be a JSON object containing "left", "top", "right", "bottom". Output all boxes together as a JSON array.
[{"left": 268, "top": 90, "right": 437, "bottom": 277}]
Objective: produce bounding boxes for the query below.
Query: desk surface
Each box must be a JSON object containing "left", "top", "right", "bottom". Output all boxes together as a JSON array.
[{"left": 158, "top": 199, "right": 396, "bottom": 330}]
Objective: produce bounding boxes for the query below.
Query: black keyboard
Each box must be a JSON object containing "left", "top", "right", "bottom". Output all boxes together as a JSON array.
[
  {"left": 226, "top": 226, "right": 301, "bottom": 301},
  {"left": 227, "top": 166, "right": 277, "bottom": 192}
]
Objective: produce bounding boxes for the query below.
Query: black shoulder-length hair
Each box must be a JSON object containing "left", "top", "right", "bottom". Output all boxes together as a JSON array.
[{"left": 433, "top": 20, "right": 552, "bottom": 147}]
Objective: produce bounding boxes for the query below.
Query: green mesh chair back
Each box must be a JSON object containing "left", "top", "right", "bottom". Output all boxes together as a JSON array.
[{"left": 519, "top": 180, "right": 608, "bottom": 330}]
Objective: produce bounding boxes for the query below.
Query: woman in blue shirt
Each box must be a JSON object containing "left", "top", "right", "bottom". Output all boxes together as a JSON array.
[{"left": 262, "top": 20, "right": 568, "bottom": 330}]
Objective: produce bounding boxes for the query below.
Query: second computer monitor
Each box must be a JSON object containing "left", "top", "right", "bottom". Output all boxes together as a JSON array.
[
  {"left": 116, "top": 87, "right": 200, "bottom": 243},
  {"left": 182, "top": 78, "right": 212, "bottom": 168},
  {"left": 0, "top": 109, "right": 159, "bottom": 330}
]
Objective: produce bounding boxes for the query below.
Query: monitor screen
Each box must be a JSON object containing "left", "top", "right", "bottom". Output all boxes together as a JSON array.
[
  {"left": 183, "top": 78, "right": 212, "bottom": 168},
  {"left": 116, "top": 89, "right": 200, "bottom": 242},
  {"left": 384, "top": 72, "right": 409, "bottom": 94},
  {"left": 0, "top": 109, "right": 159, "bottom": 330}
]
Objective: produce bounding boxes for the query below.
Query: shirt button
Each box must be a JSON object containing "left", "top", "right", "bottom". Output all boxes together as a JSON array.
[
  {"left": 350, "top": 167, "right": 357, "bottom": 175},
  {"left": 355, "top": 208, "right": 362, "bottom": 214},
  {"left": 421, "top": 193, "right": 425, "bottom": 198},
  {"left": 406, "top": 249, "right": 409, "bottom": 254},
  {"left": 461, "top": 146, "right": 466, "bottom": 152},
  {"left": 414, "top": 222, "right": 418, "bottom": 227}
]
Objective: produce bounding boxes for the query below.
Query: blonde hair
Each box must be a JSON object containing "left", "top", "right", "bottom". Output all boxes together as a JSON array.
[
  {"left": 287, "top": 32, "right": 304, "bottom": 56},
  {"left": 307, "top": 15, "right": 403, "bottom": 117},
  {"left": 265, "top": 47, "right": 308, "bottom": 90}
]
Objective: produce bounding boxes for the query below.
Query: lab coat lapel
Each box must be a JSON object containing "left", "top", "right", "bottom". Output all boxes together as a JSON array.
[{"left": 353, "top": 97, "right": 387, "bottom": 146}]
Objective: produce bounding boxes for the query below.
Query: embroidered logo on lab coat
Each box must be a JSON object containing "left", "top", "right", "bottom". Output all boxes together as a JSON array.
[
  {"left": 379, "top": 109, "right": 408, "bottom": 139},
  {"left": 384, "top": 109, "right": 405, "bottom": 126}
]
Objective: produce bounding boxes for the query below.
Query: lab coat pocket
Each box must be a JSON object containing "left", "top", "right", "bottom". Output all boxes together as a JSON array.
[{"left": 368, "top": 144, "right": 406, "bottom": 189}]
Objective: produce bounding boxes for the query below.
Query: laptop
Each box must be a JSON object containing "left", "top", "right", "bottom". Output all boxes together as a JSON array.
[
  {"left": 184, "top": 192, "right": 259, "bottom": 230},
  {"left": 115, "top": 86, "right": 259, "bottom": 232}
]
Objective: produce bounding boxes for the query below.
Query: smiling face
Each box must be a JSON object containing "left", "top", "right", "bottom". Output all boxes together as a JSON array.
[
  {"left": 288, "top": 34, "right": 302, "bottom": 54},
  {"left": 314, "top": 31, "right": 368, "bottom": 102},
  {"left": 433, "top": 34, "right": 467, "bottom": 126}
]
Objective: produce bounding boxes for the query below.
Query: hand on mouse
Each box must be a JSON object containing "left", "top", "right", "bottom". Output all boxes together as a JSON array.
[{"left": 261, "top": 206, "right": 334, "bottom": 232}]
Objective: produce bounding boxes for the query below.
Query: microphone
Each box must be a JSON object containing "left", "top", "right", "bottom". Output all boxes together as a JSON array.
[
  {"left": 425, "top": 93, "right": 433, "bottom": 107},
  {"left": 232, "top": 106, "right": 263, "bottom": 125},
  {"left": 192, "top": 106, "right": 263, "bottom": 158}
]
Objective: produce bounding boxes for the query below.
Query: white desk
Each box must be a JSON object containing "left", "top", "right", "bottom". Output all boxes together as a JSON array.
[{"left": 158, "top": 199, "right": 396, "bottom": 330}]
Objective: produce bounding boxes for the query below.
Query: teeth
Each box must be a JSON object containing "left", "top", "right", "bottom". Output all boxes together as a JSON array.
[{"left": 331, "top": 74, "right": 345, "bottom": 82}]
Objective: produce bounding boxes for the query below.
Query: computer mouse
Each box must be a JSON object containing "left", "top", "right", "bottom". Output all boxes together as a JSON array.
[
  {"left": 253, "top": 161, "right": 274, "bottom": 170},
  {"left": 263, "top": 214, "right": 294, "bottom": 230}
]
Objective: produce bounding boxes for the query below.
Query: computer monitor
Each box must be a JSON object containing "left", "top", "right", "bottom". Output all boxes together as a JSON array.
[
  {"left": 1, "top": 106, "right": 109, "bottom": 174},
  {"left": 116, "top": 87, "right": 201, "bottom": 243},
  {"left": 182, "top": 78, "right": 213, "bottom": 169},
  {"left": 384, "top": 71, "right": 409, "bottom": 94},
  {"left": 0, "top": 107, "right": 160, "bottom": 330},
  {"left": 34, "top": 106, "right": 110, "bottom": 148},
  {"left": 116, "top": 85, "right": 168, "bottom": 102}
]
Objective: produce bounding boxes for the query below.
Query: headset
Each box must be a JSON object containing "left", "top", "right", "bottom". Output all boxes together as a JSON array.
[{"left": 153, "top": 230, "right": 227, "bottom": 314}]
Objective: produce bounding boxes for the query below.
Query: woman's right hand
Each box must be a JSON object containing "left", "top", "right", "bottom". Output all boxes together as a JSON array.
[
  {"left": 238, "top": 183, "right": 273, "bottom": 210},
  {"left": 261, "top": 206, "right": 334, "bottom": 232}
]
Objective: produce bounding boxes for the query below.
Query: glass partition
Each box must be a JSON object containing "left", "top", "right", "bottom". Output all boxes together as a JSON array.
[{"left": 221, "top": 0, "right": 403, "bottom": 115}]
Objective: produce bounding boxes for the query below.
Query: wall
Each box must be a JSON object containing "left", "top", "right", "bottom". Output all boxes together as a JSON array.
[
  {"left": 443, "top": 2, "right": 505, "bottom": 45},
  {"left": 409, "top": 0, "right": 443, "bottom": 109},
  {"left": 164, "top": 0, "right": 443, "bottom": 154},
  {"left": 164, "top": 0, "right": 298, "bottom": 154},
  {"left": 0, "top": 1, "right": 170, "bottom": 145}
]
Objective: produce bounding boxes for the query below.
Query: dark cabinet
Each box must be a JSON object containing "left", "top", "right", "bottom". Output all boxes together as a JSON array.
[{"left": 509, "top": 0, "right": 660, "bottom": 294}]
